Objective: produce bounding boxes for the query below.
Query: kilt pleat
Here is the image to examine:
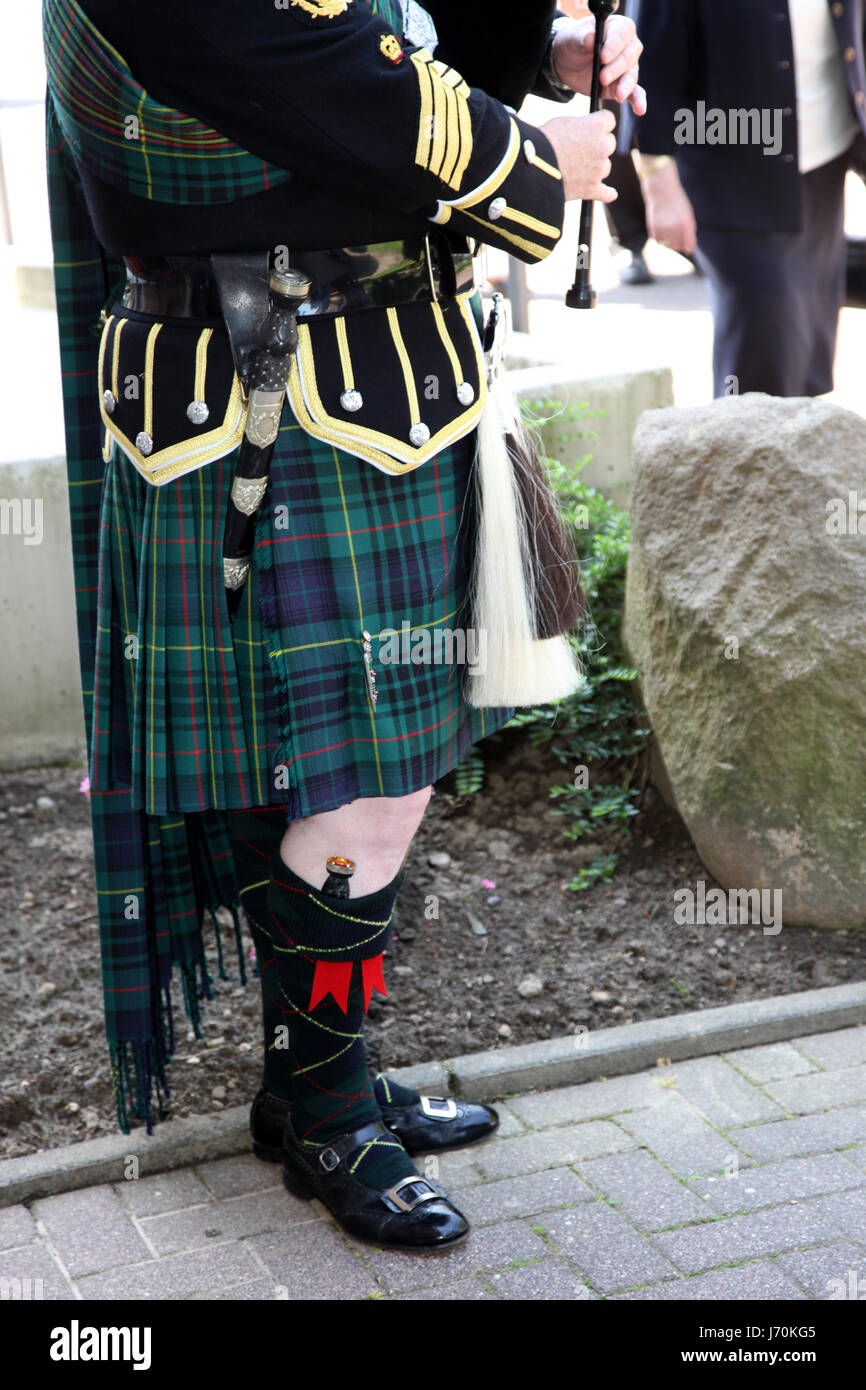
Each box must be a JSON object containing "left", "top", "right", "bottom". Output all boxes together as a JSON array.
[{"left": 90, "top": 407, "right": 512, "bottom": 824}]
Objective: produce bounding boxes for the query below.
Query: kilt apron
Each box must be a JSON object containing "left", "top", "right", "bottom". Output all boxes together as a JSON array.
[{"left": 44, "top": 0, "right": 511, "bottom": 1131}]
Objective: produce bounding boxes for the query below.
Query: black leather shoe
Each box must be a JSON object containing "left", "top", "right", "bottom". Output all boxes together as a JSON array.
[
  {"left": 280, "top": 1115, "right": 470, "bottom": 1252},
  {"left": 250, "top": 1085, "right": 499, "bottom": 1162},
  {"left": 616, "top": 249, "right": 654, "bottom": 286}
]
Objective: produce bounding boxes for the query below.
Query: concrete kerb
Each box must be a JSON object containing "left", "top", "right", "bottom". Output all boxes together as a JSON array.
[{"left": 2, "top": 981, "right": 864, "bottom": 1207}]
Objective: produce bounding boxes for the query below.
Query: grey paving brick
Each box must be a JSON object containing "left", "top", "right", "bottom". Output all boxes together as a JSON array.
[
  {"left": 192, "top": 1278, "right": 291, "bottom": 1301},
  {"left": 764, "top": 1068, "right": 866, "bottom": 1116},
  {"left": 76, "top": 1241, "right": 263, "bottom": 1299},
  {"left": 251, "top": 1218, "right": 377, "bottom": 1299},
  {"left": 196, "top": 1154, "right": 284, "bottom": 1200},
  {"left": 32, "top": 1185, "right": 150, "bottom": 1277},
  {"left": 139, "top": 1186, "right": 312, "bottom": 1256},
  {"left": 617, "top": 1102, "right": 747, "bottom": 1179},
  {"left": 508, "top": 1071, "right": 681, "bottom": 1129},
  {"left": 415, "top": 1146, "right": 486, "bottom": 1190},
  {"left": 777, "top": 1242, "right": 866, "bottom": 1299},
  {"left": 614, "top": 1261, "right": 804, "bottom": 1301},
  {"left": 579, "top": 1149, "right": 712, "bottom": 1231},
  {"left": 0, "top": 1204, "right": 37, "bottom": 1251},
  {"left": 113, "top": 1168, "right": 212, "bottom": 1217},
  {"left": 393, "top": 1279, "right": 493, "bottom": 1300},
  {"left": 367, "top": 1219, "right": 549, "bottom": 1294},
  {"left": 838, "top": 1144, "right": 866, "bottom": 1174},
  {"left": 794, "top": 1027, "right": 866, "bottom": 1071},
  {"left": 455, "top": 1167, "right": 594, "bottom": 1226},
  {"left": 489, "top": 1105, "right": 525, "bottom": 1139},
  {"left": 478, "top": 1123, "right": 634, "bottom": 1181},
  {"left": 690, "top": 1153, "right": 866, "bottom": 1216},
  {"left": 655, "top": 1204, "right": 839, "bottom": 1275},
  {"left": 541, "top": 1202, "right": 677, "bottom": 1294},
  {"left": 487, "top": 1258, "right": 597, "bottom": 1300},
  {"left": 812, "top": 1186, "right": 866, "bottom": 1245},
  {"left": 0, "top": 1241, "right": 73, "bottom": 1301},
  {"left": 723, "top": 1043, "right": 819, "bottom": 1085},
  {"left": 731, "top": 1107, "right": 866, "bottom": 1162},
  {"left": 667, "top": 1056, "right": 785, "bottom": 1127}
]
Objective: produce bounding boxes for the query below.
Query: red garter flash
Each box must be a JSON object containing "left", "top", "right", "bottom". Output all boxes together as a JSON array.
[{"left": 308, "top": 954, "right": 388, "bottom": 1013}]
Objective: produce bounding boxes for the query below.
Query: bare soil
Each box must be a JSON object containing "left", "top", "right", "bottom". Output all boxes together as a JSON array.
[{"left": 2, "top": 738, "right": 864, "bottom": 1159}]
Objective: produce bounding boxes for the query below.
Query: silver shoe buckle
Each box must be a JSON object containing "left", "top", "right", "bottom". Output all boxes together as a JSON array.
[
  {"left": 319, "top": 1146, "right": 340, "bottom": 1172},
  {"left": 420, "top": 1095, "right": 458, "bottom": 1121},
  {"left": 384, "top": 1176, "right": 439, "bottom": 1212}
]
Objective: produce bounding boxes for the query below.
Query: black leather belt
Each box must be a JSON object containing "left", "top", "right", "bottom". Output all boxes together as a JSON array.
[{"left": 121, "top": 236, "right": 476, "bottom": 320}]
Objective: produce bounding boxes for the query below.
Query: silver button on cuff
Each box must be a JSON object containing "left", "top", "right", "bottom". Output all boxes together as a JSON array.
[
  {"left": 135, "top": 431, "right": 153, "bottom": 456},
  {"left": 409, "top": 422, "right": 431, "bottom": 447},
  {"left": 186, "top": 400, "right": 209, "bottom": 425},
  {"left": 456, "top": 381, "right": 475, "bottom": 406},
  {"left": 488, "top": 196, "right": 507, "bottom": 220},
  {"left": 102, "top": 390, "right": 116, "bottom": 414},
  {"left": 340, "top": 388, "right": 363, "bottom": 412}
]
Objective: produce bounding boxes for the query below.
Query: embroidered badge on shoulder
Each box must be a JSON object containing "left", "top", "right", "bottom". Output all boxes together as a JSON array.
[
  {"left": 379, "top": 33, "right": 405, "bottom": 64},
  {"left": 289, "top": 0, "right": 352, "bottom": 17}
]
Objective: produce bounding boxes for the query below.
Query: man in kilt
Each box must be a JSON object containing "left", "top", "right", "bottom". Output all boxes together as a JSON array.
[{"left": 43, "top": 0, "right": 644, "bottom": 1250}]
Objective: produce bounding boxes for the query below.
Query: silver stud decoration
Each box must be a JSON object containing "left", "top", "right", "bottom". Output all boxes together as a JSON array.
[
  {"left": 362, "top": 629, "right": 378, "bottom": 711},
  {"left": 409, "top": 422, "right": 431, "bottom": 447},
  {"left": 102, "top": 389, "right": 116, "bottom": 414},
  {"left": 488, "top": 196, "right": 507, "bottom": 220},
  {"left": 456, "top": 381, "right": 475, "bottom": 406},
  {"left": 523, "top": 138, "right": 536, "bottom": 164},
  {"left": 340, "top": 389, "right": 363, "bottom": 413},
  {"left": 186, "top": 400, "right": 210, "bottom": 425},
  {"left": 135, "top": 431, "right": 153, "bottom": 456}
]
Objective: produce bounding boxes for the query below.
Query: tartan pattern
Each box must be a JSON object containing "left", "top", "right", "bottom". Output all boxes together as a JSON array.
[
  {"left": 44, "top": 0, "right": 511, "bottom": 1135},
  {"left": 44, "top": 0, "right": 292, "bottom": 204}
]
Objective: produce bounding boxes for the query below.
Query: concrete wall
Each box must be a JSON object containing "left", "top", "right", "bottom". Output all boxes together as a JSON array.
[{"left": 0, "top": 457, "right": 86, "bottom": 766}]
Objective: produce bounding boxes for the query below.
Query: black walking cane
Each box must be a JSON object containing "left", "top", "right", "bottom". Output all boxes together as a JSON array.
[
  {"left": 221, "top": 266, "right": 311, "bottom": 617},
  {"left": 565, "top": 0, "right": 620, "bottom": 310}
]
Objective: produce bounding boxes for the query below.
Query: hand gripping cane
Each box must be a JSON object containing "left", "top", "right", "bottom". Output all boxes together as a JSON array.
[
  {"left": 565, "top": 0, "right": 620, "bottom": 310},
  {"left": 222, "top": 266, "right": 311, "bottom": 616}
]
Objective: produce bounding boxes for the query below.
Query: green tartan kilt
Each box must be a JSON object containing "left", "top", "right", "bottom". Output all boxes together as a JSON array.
[{"left": 91, "top": 411, "right": 513, "bottom": 820}]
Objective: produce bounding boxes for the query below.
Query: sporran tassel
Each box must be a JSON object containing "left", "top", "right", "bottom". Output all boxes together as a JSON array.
[{"left": 464, "top": 297, "right": 584, "bottom": 709}]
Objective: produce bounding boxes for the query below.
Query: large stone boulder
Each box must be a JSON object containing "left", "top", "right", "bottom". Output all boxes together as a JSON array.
[{"left": 623, "top": 393, "right": 866, "bottom": 929}]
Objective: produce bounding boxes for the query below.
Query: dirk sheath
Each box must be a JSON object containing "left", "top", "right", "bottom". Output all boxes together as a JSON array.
[{"left": 223, "top": 266, "right": 311, "bottom": 614}]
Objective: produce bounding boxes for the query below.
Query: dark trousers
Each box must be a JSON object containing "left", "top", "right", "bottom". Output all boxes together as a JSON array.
[
  {"left": 696, "top": 145, "right": 851, "bottom": 398},
  {"left": 603, "top": 100, "right": 648, "bottom": 254}
]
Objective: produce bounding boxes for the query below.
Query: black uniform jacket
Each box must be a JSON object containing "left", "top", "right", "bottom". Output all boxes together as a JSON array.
[
  {"left": 77, "top": 0, "right": 570, "bottom": 262},
  {"left": 623, "top": 0, "right": 866, "bottom": 233}
]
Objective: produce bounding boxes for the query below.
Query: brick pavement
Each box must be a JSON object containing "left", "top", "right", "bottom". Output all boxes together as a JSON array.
[{"left": 3, "top": 1026, "right": 866, "bottom": 1301}]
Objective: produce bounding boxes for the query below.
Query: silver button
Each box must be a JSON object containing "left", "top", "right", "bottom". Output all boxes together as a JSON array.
[
  {"left": 488, "top": 196, "right": 507, "bottom": 220},
  {"left": 186, "top": 400, "right": 210, "bottom": 425},
  {"left": 135, "top": 431, "right": 153, "bottom": 456},
  {"left": 102, "top": 389, "right": 116, "bottom": 414},
  {"left": 456, "top": 381, "right": 475, "bottom": 406},
  {"left": 409, "top": 422, "right": 430, "bottom": 447},
  {"left": 523, "top": 139, "right": 536, "bottom": 164},
  {"left": 340, "top": 388, "right": 363, "bottom": 413}
]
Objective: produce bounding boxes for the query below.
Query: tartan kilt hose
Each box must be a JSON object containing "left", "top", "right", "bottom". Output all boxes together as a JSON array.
[{"left": 92, "top": 405, "right": 514, "bottom": 823}]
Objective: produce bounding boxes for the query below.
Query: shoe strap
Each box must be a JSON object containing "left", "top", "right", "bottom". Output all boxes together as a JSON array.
[{"left": 315, "top": 1119, "right": 391, "bottom": 1173}]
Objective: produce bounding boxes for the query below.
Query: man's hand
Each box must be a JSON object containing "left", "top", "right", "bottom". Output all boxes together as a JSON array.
[
  {"left": 640, "top": 161, "right": 698, "bottom": 256},
  {"left": 550, "top": 14, "right": 647, "bottom": 115},
  {"left": 541, "top": 110, "right": 618, "bottom": 204}
]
